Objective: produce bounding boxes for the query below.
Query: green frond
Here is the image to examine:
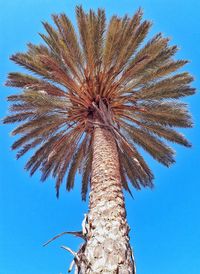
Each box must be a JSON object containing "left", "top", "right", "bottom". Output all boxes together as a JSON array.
[
  {"left": 16, "top": 138, "right": 42, "bottom": 159},
  {"left": 76, "top": 7, "right": 106, "bottom": 76},
  {"left": 10, "top": 47, "right": 79, "bottom": 90},
  {"left": 11, "top": 122, "right": 63, "bottom": 150},
  {"left": 111, "top": 8, "right": 143, "bottom": 72},
  {"left": 25, "top": 126, "right": 81, "bottom": 182},
  {"left": 9, "top": 103, "right": 33, "bottom": 113},
  {"left": 10, "top": 52, "right": 49, "bottom": 79},
  {"left": 118, "top": 45, "right": 179, "bottom": 94},
  {"left": 118, "top": 150, "right": 133, "bottom": 197},
  {"left": 41, "top": 17, "right": 83, "bottom": 81},
  {"left": 132, "top": 72, "right": 195, "bottom": 100},
  {"left": 102, "top": 15, "right": 121, "bottom": 70},
  {"left": 39, "top": 22, "right": 61, "bottom": 59},
  {"left": 25, "top": 135, "right": 58, "bottom": 174},
  {"left": 76, "top": 6, "right": 94, "bottom": 71},
  {"left": 119, "top": 151, "right": 140, "bottom": 189},
  {"left": 135, "top": 101, "right": 193, "bottom": 128},
  {"left": 41, "top": 128, "right": 83, "bottom": 196},
  {"left": 120, "top": 121, "right": 175, "bottom": 166},
  {"left": 125, "top": 33, "right": 168, "bottom": 78},
  {"left": 53, "top": 13, "right": 84, "bottom": 72},
  {"left": 94, "top": 9, "right": 106, "bottom": 70},
  {"left": 11, "top": 115, "right": 65, "bottom": 136},
  {"left": 66, "top": 134, "right": 89, "bottom": 191},
  {"left": 3, "top": 112, "right": 35, "bottom": 124},
  {"left": 140, "top": 123, "right": 191, "bottom": 147},
  {"left": 115, "top": 130, "right": 154, "bottom": 188},
  {"left": 6, "top": 73, "right": 66, "bottom": 97},
  {"left": 134, "top": 60, "right": 188, "bottom": 88}
]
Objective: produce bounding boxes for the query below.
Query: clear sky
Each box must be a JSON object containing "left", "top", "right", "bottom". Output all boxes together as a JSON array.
[{"left": 0, "top": 1, "right": 199, "bottom": 273}]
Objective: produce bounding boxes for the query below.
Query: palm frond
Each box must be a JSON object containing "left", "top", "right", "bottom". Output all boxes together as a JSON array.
[
  {"left": 81, "top": 137, "right": 93, "bottom": 201},
  {"left": 140, "top": 123, "right": 191, "bottom": 147},
  {"left": 114, "top": 129, "right": 154, "bottom": 188},
  {"left": 132, "top": 72, "right": 195, "bottom": 100},
  {"left": 16, "top": 138, "right": 42, "bottom": 159},
  {"left": 120, "top": 121, "right": 175, "bottom": 166},
  {"left": 66, "top": 133, "right": 89, "bottom": 191},
  {"left": 3, "top": 112, "right": 35, "bottom": 124},
  {"left": 118, "top": 149, "right": 133, "bottom": 197},
  {"left": 52, "top": 13, "right": 84, "bottom": 71},
  {"left": 6, "top": 72, "right": 66, "bottom": 96},
  {"left": 135, "top": 101, "right": 193, "bottom": 128}
]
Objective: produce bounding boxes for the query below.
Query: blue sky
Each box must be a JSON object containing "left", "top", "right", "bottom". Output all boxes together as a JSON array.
[{"left": 0, "top": 1, "right": 199, "bottom": 273}]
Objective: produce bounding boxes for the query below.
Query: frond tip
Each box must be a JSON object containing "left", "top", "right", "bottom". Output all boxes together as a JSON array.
[{"left": 4, "top": 6, "right": 195, "bottom": 198}]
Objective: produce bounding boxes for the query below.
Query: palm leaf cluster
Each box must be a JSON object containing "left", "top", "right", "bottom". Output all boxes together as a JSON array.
[{"left": 4, "top": 6, "right": 195, "bottom": 199}]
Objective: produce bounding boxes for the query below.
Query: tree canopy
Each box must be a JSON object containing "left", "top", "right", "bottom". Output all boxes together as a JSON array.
[{"left": 4, "top": 6, "right": 195, "bottom": 199}]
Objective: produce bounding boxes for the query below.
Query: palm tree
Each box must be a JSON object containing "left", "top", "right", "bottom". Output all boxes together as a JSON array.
[{"left": 4, "top": 6, "right": 195, "bottom": 273}]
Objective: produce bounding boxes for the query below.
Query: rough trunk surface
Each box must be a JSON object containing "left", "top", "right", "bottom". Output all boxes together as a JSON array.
[{"left": 80, "top": 125, "right": 135, "bottom": 273}]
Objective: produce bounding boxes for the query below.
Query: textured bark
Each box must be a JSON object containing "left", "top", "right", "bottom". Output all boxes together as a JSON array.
[{"left": 80, "top": 125, "right": 135, "bottom": 273}]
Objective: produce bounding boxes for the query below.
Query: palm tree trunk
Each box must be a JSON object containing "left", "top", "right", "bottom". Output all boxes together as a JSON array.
[{"left": 80, "top": 124, "right": 135, "bottom": 273}]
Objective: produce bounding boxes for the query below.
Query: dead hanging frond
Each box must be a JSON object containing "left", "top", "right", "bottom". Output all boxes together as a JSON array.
[
  {"left": 81, "top": 136, "right": 93, "bottom": 201},
  {"left": 43, "top": 231, "right": 85, "bottom": 247},
  {"left": 43, "top": 213, "right": 89, "bottom": 273},
  {"left": 4, "top": 5, "right": 195, "bottom": 197}
]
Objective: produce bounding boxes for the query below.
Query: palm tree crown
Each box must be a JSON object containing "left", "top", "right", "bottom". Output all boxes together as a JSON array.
[{"left": 4, "top": 6, "right": 195, "bottom": 199}]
